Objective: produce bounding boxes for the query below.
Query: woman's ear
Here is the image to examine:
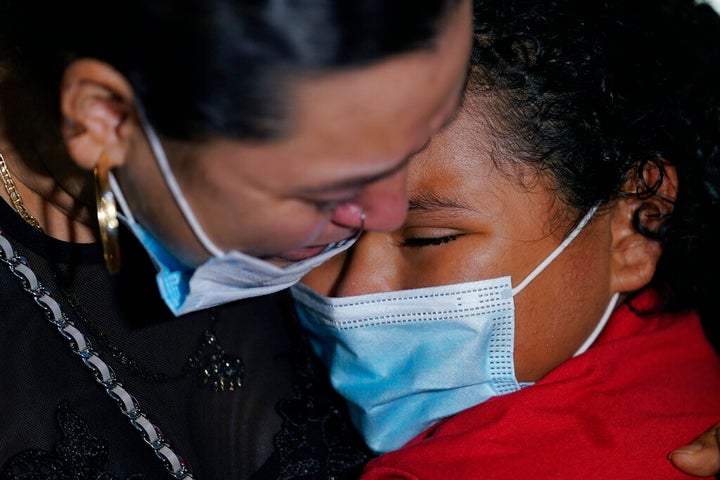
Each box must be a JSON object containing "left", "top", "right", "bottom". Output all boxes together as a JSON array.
[
  {"left": 609, "top": 157, "right": 678, "bottom": 293},
  {"left": 60, "top": 59, "right": 137, "bottom": 171}
]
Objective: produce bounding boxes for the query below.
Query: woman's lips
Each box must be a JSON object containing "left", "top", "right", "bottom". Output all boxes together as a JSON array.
[
  {"left": 273, "top": 244, "right": 329, "bottom": 262},
  {"left": 271, "top": 230, "right": 358, "bottom": 263}
]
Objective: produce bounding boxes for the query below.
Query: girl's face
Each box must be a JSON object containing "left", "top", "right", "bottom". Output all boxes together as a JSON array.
[{"left": 301, "top": 94, "right": 618, "bottom": 382}]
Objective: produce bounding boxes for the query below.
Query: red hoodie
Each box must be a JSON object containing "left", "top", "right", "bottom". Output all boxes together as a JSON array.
[{"left": 361, "top": 290, "right": 720, "bottom": 479}]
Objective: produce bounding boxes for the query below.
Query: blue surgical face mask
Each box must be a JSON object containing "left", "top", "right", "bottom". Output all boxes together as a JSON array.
[
  {"left": 291, "top": 204, "right": 619, "bottom": 454},
  {"left": 109, "top": 106, "right": 358, "bottom": 316}
]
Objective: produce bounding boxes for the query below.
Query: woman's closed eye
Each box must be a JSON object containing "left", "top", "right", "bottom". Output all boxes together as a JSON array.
[
  {"left": 305, "top": 195, "right": 356, "bottom": 214},
  {"left": 310, "top": 199, "right": 340, "bottom": 213}
]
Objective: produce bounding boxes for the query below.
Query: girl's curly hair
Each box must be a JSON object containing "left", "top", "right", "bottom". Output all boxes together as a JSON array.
[{"left": 469, "top": 0, "right": 720, "bottom": 345}]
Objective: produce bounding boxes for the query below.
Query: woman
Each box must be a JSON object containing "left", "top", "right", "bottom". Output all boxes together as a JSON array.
[
  {"left": 294, "top": 0, "right": 720, "bottom": 477},
  {"left": 0, "top": 1, "right": 471, "bottom": 478}
]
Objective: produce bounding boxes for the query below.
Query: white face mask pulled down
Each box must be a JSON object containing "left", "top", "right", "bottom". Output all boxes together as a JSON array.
[
  {"left": 292, "top": 204, "right": 619, "bottom": 454},
  {"left": 109, "top": 106, "right": 358, "bottom": 316}
]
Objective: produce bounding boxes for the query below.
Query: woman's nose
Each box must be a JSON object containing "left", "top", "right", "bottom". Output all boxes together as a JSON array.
[{"left": 331, "top": 166, "right": 409, "bottom": 232}]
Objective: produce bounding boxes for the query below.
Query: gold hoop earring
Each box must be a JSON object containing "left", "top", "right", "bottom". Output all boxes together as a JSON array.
[{"left": 94, "top": 154, "right": 121, "bottom": 273}]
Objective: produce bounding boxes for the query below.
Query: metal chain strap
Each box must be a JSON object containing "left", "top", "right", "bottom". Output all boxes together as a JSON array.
[{"left": 0, "top": 227, "right": 195, "bottom": 479}]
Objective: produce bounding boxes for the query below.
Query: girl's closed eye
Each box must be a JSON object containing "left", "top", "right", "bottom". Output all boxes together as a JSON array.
[{"left": 399, "top": 233, "right": 459, "bottom": 247}]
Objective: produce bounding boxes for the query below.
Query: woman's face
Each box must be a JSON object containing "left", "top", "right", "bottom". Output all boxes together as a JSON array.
[
  {"left": 116, "top": 0, "right": 473, "bottom": 267},
  {"left": 301, "top": 93, "right": 618, "bottom": 382}
]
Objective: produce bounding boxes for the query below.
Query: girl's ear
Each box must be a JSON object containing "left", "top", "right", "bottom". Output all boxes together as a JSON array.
[
  {"left": 609, "top": 158, "right": 678, "bottom": 293},
  {"left": 60, "top": 59, "right": 137, "bottom": 171}
]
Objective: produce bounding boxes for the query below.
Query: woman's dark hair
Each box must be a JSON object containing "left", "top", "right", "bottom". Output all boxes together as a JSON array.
[
  {"left": 469, "top": 0, "right": 720, "bottom": 343},
  {"left": 0, "top": 0, "right": 461, "bottom": 141}
]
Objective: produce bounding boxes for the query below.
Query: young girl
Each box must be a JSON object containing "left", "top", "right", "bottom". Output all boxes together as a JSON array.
[{"left": 294, "top": 0, "right": 720, "bottom": 477}]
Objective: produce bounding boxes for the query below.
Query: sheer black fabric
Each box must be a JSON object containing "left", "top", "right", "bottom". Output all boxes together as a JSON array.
[{"left": 0, "top": 199, "right": 371, "bottom": 480}]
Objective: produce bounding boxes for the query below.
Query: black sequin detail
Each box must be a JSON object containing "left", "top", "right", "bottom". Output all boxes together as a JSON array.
[
  {"left": 189, "top": 330, "right": 245, "bottom": 392},
  {"left": 0, "top": 402, "right": 144, "bottom": 480}
]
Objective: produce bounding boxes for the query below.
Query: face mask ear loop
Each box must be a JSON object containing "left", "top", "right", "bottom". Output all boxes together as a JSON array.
[
  {"left": 135, "top": 102, "right": 224, "bottom": 258},
  {"left": 511, "top": 203, "right": 600, "bottom": 296},
  {"left": 108, "top": 172, "right": 134, "bottom": 223},
  {"left": 572, "top": 292, "right": 620, "bottom": 357}
]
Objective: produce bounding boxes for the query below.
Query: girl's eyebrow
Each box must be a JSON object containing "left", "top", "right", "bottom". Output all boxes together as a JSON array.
[{"left": 408, "top": 191, "right": 474, "bottom": 213}]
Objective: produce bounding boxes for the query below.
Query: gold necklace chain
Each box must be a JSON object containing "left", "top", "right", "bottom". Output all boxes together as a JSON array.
[{"left": 0, "top": 151, "right": 43, "bottom": 231}]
